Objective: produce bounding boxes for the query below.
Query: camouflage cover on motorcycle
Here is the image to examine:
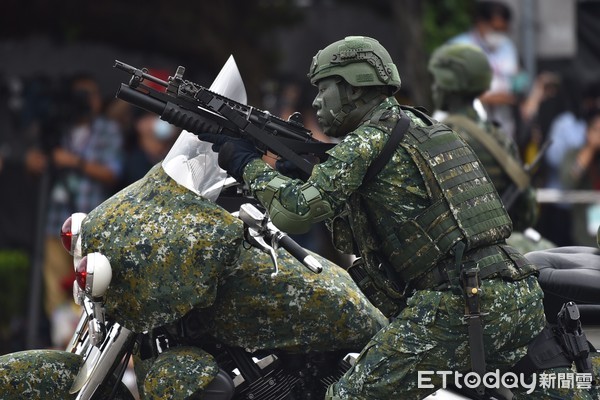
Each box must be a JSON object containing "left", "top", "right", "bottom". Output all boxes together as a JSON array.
[
  {"left": 205, "top": 245, "right": 388, "bottom": 353},
  {"left": 0, "top": 350, "right": 133, "bottom": 399},
  {"left": 82, "top": 163, "right": 244, "bottom": 333},
  {"left": 82, "top": 163, "right": 387, "bottom": 351},
  {"left": 142, "top": 346, "right": 219, "bottom": 400}
]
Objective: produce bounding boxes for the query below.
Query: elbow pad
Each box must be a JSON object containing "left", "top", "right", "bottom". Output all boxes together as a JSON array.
[{"left": 258, "top": 178, "right": 334, "bottom": 234}]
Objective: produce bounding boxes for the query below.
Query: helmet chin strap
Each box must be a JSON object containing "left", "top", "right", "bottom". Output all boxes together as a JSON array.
[
  {"left": 325, "top": 82, "right": 356, "bottom": 137},
  {"left": 327, "top": 82, "right": 386, "bottom": 137}
]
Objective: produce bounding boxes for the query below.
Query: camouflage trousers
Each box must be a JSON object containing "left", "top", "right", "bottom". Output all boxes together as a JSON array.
[{"left": 326, "top": 276, "right": 597, "bottom": 400}]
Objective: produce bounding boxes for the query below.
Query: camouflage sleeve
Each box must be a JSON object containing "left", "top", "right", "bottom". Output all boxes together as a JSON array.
[{"left": 242, "top": 126, "right": 388, "bottom": 224}]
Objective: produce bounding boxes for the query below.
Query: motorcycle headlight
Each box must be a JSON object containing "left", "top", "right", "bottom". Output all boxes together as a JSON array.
[
  {"left": 75, "top": 252, "right": 113, "bottom": 298},
  {"left": 60, "top": 212, "right": 87, "bottom": 255}
]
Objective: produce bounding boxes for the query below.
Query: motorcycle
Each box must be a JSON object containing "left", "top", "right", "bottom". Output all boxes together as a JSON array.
[{"left": 0, "top": 135, "right": 388, "bottom": 400}]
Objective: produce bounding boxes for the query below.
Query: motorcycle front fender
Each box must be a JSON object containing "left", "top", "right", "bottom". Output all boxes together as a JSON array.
[
  {"left": 0, "top": 350, "right": 83, "bottom": 399},
  {"left": 0, "top": 349, "right": 134, "bottom": 400}
]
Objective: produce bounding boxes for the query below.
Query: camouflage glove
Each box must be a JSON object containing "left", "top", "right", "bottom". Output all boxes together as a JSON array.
[{"left": 199, "top": 133, "right": 260, "bottom": 182}]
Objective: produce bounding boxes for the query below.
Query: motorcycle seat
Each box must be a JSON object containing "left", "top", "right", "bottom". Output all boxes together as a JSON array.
[{"left": 525, "top": 246, "right": 600, "bottom": 325}]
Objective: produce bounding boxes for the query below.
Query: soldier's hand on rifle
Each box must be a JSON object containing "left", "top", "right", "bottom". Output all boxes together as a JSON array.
[
  {"left": 275, "top": 154, "right": 320, "bottom": 180},
  {"left": 200, "top": 133, "right": 260, "bottom": 182}
]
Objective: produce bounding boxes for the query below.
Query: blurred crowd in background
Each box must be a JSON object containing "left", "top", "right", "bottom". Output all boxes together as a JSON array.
[{"left": 1, "top": 0, "right": 600, "bottom": 363}]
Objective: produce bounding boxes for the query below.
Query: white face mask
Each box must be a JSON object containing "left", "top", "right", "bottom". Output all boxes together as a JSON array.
[
  {"left": 153, "top": 119, "right": 173, "bottom": 140},
  {"left": 482, "top": 31, "right": 507, "bottom": 50}
]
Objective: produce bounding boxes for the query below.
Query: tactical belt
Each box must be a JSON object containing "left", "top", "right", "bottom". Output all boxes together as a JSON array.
[{"left": 409, "top": 244, "right": 526, "bottom": 291}]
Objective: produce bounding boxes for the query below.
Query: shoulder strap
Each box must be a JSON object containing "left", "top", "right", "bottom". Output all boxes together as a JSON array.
[
  {"left": 362, "top": 112, "right": 410, "bottom": 184},
  {"left": 443, "top": 114, "right": 530, "bottom": 190}
]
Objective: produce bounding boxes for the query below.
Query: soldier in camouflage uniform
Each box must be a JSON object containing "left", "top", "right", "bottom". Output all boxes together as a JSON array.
[
  {"left": 428, "top": 42, "right": 555, "bottom": 255},
  {"left": 204, "top": 36, "right": 592, "bottom": 399}
]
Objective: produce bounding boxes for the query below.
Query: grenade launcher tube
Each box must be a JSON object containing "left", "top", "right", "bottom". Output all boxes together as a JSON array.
[{"left": 116, "top": 84, "right": 225, "bottom": 135}]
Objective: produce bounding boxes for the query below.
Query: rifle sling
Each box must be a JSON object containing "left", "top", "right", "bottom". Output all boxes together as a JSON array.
[
  {"left": 362, "top": 112, "right": 410, "bottom": 184},
  {"left": 443, "top": 114, "right": 529, "bottom": 190}
]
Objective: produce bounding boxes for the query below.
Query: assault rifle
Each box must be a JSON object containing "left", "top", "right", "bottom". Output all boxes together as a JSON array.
[{"left": 114, "top": 60, "right": 334, "bottom": 180}]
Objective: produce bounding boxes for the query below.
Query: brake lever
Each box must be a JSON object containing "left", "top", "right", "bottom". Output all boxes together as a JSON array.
[
  {"left": 245, "top": 225, "right": 280, "bottom": 277},
  {"left": 237, "top": 203, "right": 323, "bottom": 276}
]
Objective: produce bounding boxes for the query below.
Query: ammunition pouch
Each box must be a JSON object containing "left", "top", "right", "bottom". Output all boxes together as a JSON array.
[{"left": 347, "top": 258, "right": 405, "bottom": 317}]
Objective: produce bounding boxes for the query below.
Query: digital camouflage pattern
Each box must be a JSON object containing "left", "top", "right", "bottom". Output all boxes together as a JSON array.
[
  {"left": 82, "top": 163, "right": 243, "bottom": 333},
  {"left": 325, "top": 276, "right": 596, "bottom": 400},
  {"left": 204, "top": 245, "right": 388, "bottom": 353},
  {"left": 442, "top": 109, "right": 539, "bottom": 231},
  {"left": 244, "top": 97, "right": 430, "bottom": 235},
  {"left": 442, "top": 109, "right": 555, "bottom": 255},
  {"left": 428, "top": 43, "right": 554, "bottom": 254},
  {"left": 131, "top": 247, "right": 388, "bottom": 398},
  {"left": 0, "top": 350, "right": 133, "bottom": 399},
  {"left": 0, "top": 350, "right": 82, "bottom": 399},
  {"left": 241, "top": 87, "right": 556, "bottom": 397},
  {"left": 142, "top": 346, "right": 218, "bottom": 400},
  {"left": 244, "top": 97, "right": 513, "bottom": 298},
  {"left": 445, "top": 110, "right": 520, "bottom": 200}
]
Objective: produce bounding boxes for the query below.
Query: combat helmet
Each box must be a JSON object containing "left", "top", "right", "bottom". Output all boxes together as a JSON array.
[
  {"left": 308, "top": 36, "right": 401, "bottom": 94},
  {"left": 428, "top": 43, "right": 492, "bottom": 94}
]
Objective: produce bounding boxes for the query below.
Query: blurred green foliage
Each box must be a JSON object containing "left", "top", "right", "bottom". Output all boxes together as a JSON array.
[
  {"left": 339, "top": 0, "right": 474, "bottom": 55},
  {"left": 423, "top": 0, "right": 474, "bottom": 54},
  {"left": 0, "top": 250, "right": 29, "bottom": 328}
]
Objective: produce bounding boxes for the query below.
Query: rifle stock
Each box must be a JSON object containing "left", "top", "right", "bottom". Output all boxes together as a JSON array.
[{"left": 114, "top": 60, "right": 333, "bottom": 179}]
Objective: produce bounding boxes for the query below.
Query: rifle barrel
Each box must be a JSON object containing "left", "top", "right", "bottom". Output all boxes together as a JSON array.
[{"left": 114, "top": 60, "right": 169, "bottom": 88}]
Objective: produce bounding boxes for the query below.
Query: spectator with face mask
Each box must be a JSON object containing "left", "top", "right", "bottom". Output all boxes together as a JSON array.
[
  {"left": 118, "top": 112, "right": 178, "bottom": 189},
  {"left": 446, "top": 1, "right": 521, "bottom": 141},
  {"left": 26, "top": 73, "right": 123, "bottom": 347}
]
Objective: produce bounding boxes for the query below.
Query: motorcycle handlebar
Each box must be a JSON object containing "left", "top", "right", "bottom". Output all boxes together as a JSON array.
[{"left": 238, "top": 203, "right": 322, "bottom": 274}]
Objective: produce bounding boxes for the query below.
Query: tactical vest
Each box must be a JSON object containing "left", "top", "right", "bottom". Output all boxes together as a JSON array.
[
  {"left": 380, "top": 121, "right": 514, "bottom": 281},
  {"left": 336, "top": 107, "right": 539, "bottom": 316},
  {"left": 443, "top": 114, "right": 539, "bottom": 231},
  {"left": 348, "top": 109, "right": 518, "bottom": 288},
  {"left": 444, "top": 115, "right": 516, "bottom": 194}
]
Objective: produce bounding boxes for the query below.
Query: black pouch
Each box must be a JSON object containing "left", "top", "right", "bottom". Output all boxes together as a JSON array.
[{"left": 347, "top": 258, "right": 404, "bottom": 318}]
